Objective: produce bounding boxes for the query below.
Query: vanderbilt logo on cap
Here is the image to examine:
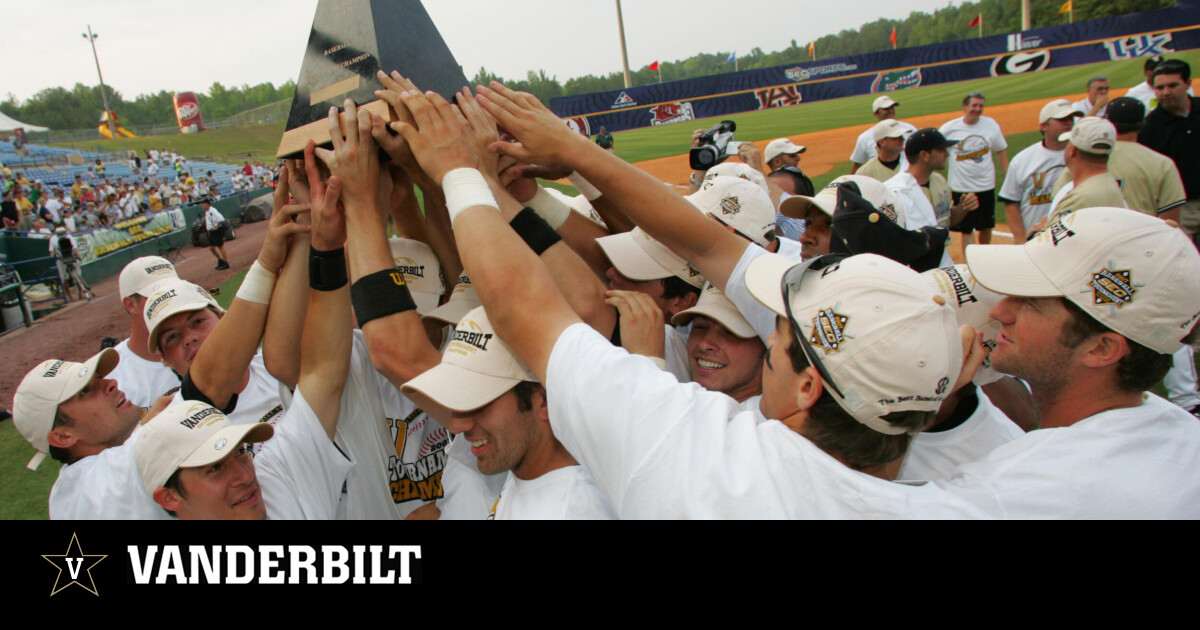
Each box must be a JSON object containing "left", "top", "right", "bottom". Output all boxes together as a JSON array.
[
  {"left": 394, "top": 257, "right": 426, "bottom": 279},
  {"left": 720, "top": 196, "right": 741, "bottom": 215},
  {"left": 179, "top": 404, "right": 223, "bottom": 430},
  {"left": 449, "top": 320, "right": 492, "bottom": 355},
  {"left": 43, "top": 360, "right": 65, "bottom": 378},
  {"left": 1090, "top": 267, "right": 1139, "bottom": 308},
  {"left": 810, "top": 306, "right": 850, "bottom": 354},
  {"left": 1047, "top": 220, "right": 1075, "bottom": 246},
  {"left": 146, "top": 289, "right": 178, "bottom": 318}
]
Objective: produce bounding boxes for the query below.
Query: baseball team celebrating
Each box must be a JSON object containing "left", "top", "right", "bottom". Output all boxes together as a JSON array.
[{"left": 13, "top": 56, "right": 1200, "bottom": 519}]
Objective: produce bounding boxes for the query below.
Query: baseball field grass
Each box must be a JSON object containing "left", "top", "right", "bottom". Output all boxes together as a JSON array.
[{"left": 8, "top": 50, "right": 1200, "bottom": 519}]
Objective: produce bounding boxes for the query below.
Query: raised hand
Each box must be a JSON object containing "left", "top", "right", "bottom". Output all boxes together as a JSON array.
[
  {"left": 475, "top": 81, "right": 591, "bottom": 167},
  {"left": 313, "top": 99, "right": 380, "bottom": 211},
  {"left": 259, "top": 165, "right": 311, "bottom": 272}
]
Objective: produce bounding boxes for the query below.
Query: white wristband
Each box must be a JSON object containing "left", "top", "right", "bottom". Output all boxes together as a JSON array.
[
  {"left": 236, "top": 260, "right": 277, "bottom": 305},
  {"left": 442, "top": 168, "right": 500, "bottom": 224},
  {"left": 567, "top": 172, "right": 603, "bottom": 201},
  {"left": 527, "top": 186, "right": 572, "bottom": 230}
]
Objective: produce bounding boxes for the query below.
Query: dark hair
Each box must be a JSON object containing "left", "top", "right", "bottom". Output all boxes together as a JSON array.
[
  {"left": 1060, "top": 299, "right": 1172, "bottom": 392},
  {"left": 661, "top": 276, "right": 701, "bottom": 301},
  {"left": 512, "top": 381, "right": 545, "bottom": 413},
  {"left": 1154, "top": 59, "right": 1191, "bottom": 83},
  {"left": 1111, "top": 119, "right": 1145, "bottom": 135},
  {"left": 48, "top": 409, "right": 75, "bottom": 465},
  {"left": 963, "top": 92, "right": 985, "bottom": 105},
  {"left": 161, "top": 469, "right": 185, "bottom": 518},
  {"left": 785, "top": 325, "right": 935, "bottom": 471}
]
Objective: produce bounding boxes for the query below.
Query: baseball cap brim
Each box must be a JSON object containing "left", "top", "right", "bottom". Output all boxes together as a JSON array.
[
  {"left": 178, "top": 423, "right": 273, "bottom": 471},
  {"left": 401, "top": 362, "right": 524, "bottom": 413},
  {"left": 965, "top": 244, "right": 1063, "bottom": 298},
  {"left": 779, "top": 194, "right": 832, "bottom": 220},
  {"left": 423, "top": 294, "right": 481, "bottom": 327},
  {"left": 742, "top": 253, "right": 797, "bottom": 318},
  {"left": 411, "top": 291, "right": 440, "bottom": 317},
  {"left": 596, "top": 229, "right": 704, "bottom": 286}
]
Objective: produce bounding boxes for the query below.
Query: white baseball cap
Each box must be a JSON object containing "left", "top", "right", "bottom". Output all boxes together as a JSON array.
[
  {"left": 13, "top": 349, "right": 119, "bottom": 470},
  {"left": 144, "top": 278, "right": 225, "bottom": 354},
  {"left": 921, "top": 264, "right": 1006, "bottom": 386},
  {"left": 119, "top": 256, "right": 179, "bottom": 299},
  {"left": 744, "top": 253, "right": 961, "bottom": 434},
  {"left": 702, "top": 162, "right": 769, "bottom": 194},
  {"left": 685, "top": 176, "right": 776, "bottom": 249},
  {"left": 596, "top": 227, "right": 706, "bottom": 288},
  {"left": 779, "top": 174, "right": 907, "bottom": 228},
  {"left": 388, "top": 237, "right": 445, "bottom": 315},
  {"left": 764, "top": 138, "right": 807, "bottom": 164},
  {"left": 966, "top": 207, "right": 1200, "bottom": 355},
  {"left": 871, "top": 119, "right": 909, "bottom": 143},
  {"left": 873, "top": 95, "right": 899, "bottom": 112},
  {"left": 672, "top": 282, "right": 757, "bottom": 339},
  {"left": 135, "top": 401, "right": 274, "bottom": 495},
  {"left": 423, "top": 273, "right": 482, "bottom": 327},
  {"left": 1059, "top": 116, "right": 1117, "bottom": 155},
  {"left": 1039, "top": 98, "right": 1082, "bottom": 124},
  {"left": 402, "top": 307, "right": 537, "bottom": 412}
]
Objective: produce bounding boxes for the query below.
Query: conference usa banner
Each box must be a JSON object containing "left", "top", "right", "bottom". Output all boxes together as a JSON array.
[{"left": 551, "top": 2, "right": 1200, "bottom": 134}]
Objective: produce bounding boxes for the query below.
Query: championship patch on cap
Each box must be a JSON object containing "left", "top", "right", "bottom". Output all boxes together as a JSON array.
[
  {"left": 1088, "top": 265, "right": 1141, "bottom": 309},
  {"left": 720, "top": 196, "right": 741, "bottom": 216},
  {"left": 810, "top": 305, "right": 851, "bottom": 353}
]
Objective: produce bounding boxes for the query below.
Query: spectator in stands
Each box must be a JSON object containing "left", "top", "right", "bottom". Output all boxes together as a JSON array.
[
  {"left": 1, "top": 188, "right": 18, "bottom": 229},
  {"left": 29, "top": 219, "right": 51, "bottom": 237},
  {"left": 13, "top": 187, "right": 34, "bottom": 229},
  {"left": 95, "top": 160, "right": 106, "bottom": 176},
  {"left": 79, "top": 185, "right": 96, "bottom": 207},
  {"left": 147, "top": 160, "right": 159, "bottom": 177},
  {"left": 71, "top": 174, "right": 84, "bottom": 200},
  {"left": 62, "top": 207, "right": 78, "bottom": 233}
]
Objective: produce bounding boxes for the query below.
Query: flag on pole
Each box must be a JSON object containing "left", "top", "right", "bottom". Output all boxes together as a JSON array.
[
  {"left": 725, "top": 51, "right": 736, "bottom": 63},
  {"left": 807, "top": 41, "right": 815, "bottom": 58},
  {"left": 1058, "top": 1, "right": 1072, "bottom": 14},
  {"left": 889, "top": 27, "right": 897, "bottom": 48},
  {"left": 967, "top": 13, "right": 982, "bottom": 27},
  {"left": 648, "top": 61, "right": 659, "bottom": 71}
]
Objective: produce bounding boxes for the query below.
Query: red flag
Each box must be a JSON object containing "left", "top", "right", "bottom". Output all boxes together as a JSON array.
[
  {"left": 889, "top": 27, "right": 897, "bottom": 48},
  {"left": 648, "top": 61, "right": 659, "bottom": 71},
  {"left": 967, "top": 13, "right": 982, "bottom": 27}
]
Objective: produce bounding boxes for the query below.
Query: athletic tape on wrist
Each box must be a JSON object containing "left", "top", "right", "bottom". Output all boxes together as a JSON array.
[
  {"left": 527, "top": 186, "right": 572, "bottom": 230},
  {"left": 309, "top": 246, "right": 348, "bottom": 292},
  {"left": 442, "top": 168, "right": 499, "bottom": 224},
  {"left": 235, "top": 261, "right": 277, "bottom": 305},
  {"left": 509, "top": 208, "right": 563, "bottom": 255},
  {"left": 351, "top": 268, "right": 417, "bottom": 327},
  {"left": 567, "top": 172, "right": 603, "bottom": 201}
]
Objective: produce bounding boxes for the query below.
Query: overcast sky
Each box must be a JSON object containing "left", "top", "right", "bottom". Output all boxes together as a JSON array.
[{"left": 5, "top": 0, "right": 968, "bottom": 102}]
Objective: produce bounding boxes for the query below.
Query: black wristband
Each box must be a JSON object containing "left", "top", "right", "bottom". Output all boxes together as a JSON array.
[
  {"left": 351, "top": 268, "right": 417, "bottom": 327},
  {"left": 309, "top": 246, "right": 348, "bottom": 291},
  {"left": 509, "top": 207, "right": 563, "bottom": 255}
]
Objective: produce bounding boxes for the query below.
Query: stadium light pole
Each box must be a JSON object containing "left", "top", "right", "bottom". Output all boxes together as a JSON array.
[
  {"left": 83, "top": 25, "right": 118, "bottom": 140},
  {"left": 1021, "top": 0, "right": 1031, "bottom": 31},
  {"left": 615, "top": 0, "right": 632, "bottom": 88}
]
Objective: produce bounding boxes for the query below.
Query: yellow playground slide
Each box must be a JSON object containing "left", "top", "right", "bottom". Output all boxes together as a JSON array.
[{"left": 98, "top": 111, "right": 137, "bottom": 138}]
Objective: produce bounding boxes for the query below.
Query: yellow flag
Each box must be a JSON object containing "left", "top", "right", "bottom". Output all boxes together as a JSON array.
[
  {"left": 1059, "top": 1, "right": 1073, "bottom": 14},
  {"left": 807, "top": 41, "right": 815, "bottom": 57}
]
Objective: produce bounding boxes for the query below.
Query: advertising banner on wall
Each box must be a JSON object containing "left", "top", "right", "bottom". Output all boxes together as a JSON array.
[{"left": 551, "top": 4, "right": 1200, "bottom": 133}]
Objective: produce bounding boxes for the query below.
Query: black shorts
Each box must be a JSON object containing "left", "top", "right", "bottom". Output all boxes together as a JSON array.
[
  {"left": 209, "top": 225, "right": 226, "bottom": 246},
  {"left": 949, "top": 189, "right": 996, "bottom": 233}
]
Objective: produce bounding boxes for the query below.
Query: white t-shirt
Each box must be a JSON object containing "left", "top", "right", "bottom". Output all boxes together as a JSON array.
[
  {"left": 849, "top": 120, "right": 917, "bottom": 164},
  {"left": 256, "top": 386, "right": 355, "bottom": 520},
  {"left": 997, "top": 141, "right": 1066, "bottom": 231},
  {"left": 546, "top": 323, "right": 992, "bottom": 519},
  {"left": 108, "top": 338, "right": 181, "bottom": 408},
  {"left": 169, "top": 354, "right": 290, "bottom": 452},
  {"left": 898, "top": 388, "right": 1024, "bottom": 481},
  {"left": 664, "top": 324, "right": 691, "bottom": 383},
  {"left": 347, "top": 331, "right": 451, "bottom": 519},
  {"left": 489, "top": 466, "right": 617, "bottom": 520},
  {"left": 204, "top": 206, "right": 224, "bottom": 231},
  {"left": 1071, "top": 97, "right": 1108, "bottom": 117},
  {"left": 884, "top": 171, "right": 954, "bottom": 267},
  {"left": 940, "top": 116, "right": 1008, "bottom": 192},
  {"left": 437, "top": 436, "right": 508, "bottom": 520},
  {"left": 935, "top": 393, "right": 1200, "bottom": 518},
  {"left": 48, "top": 425, "right": 174, "bottom": 520},
  {"left": 726, "top": 243, "right": 784, "bottom": 345}
]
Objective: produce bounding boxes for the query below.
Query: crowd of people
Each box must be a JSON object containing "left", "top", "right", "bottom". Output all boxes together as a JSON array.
[{"left": 10, "top": 56, "right": 1200, "bottom": 520}]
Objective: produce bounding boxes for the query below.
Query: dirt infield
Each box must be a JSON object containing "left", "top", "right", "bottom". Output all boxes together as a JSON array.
[
  {"left": 0, "top": 220, "right": 272, "bottom": 410},
  {"left": 633, "top": 90, "right": 1099, "bottom": 187}
]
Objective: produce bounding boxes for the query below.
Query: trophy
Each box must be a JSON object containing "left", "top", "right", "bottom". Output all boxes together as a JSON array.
[{"left": 277, "top": 0, "right": 469, "bottom": 158}]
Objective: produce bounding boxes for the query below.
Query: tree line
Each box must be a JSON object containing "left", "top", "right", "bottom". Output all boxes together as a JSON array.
[
  {"left": 0, "top": 0, "right": 1176, "bottom": 130},
  {"left": 476, "top": 0, "right": 1176, "bottom": 105},
  {"left": 0, "top": 80, "right": 295, "bottom": 131}
]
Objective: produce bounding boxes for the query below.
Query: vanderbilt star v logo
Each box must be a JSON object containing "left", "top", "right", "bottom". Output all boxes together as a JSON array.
[{"left": 42, "top": 533, "right": 106, "bottom": 596}]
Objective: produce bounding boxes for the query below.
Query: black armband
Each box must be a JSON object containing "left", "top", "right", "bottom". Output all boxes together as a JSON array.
[
  {"left": 351, "top": 268, "right": 417, "bottom": 327},
  {"left": 309, "top": 246, "right": 348, "bottom": 291},
  {"left": 509, "top": 207, "right": 563, "bottom": 255}
]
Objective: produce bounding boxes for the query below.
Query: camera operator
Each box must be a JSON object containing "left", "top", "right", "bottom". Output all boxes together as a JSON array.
[{"left": 49, "top": 227, "right": 90, "bottom": 302}]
